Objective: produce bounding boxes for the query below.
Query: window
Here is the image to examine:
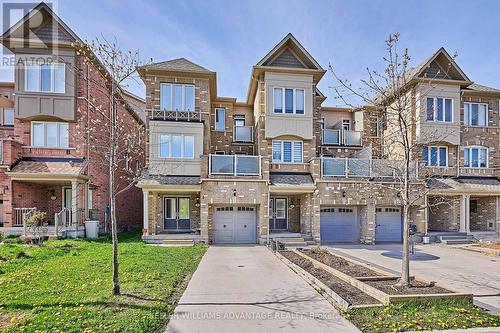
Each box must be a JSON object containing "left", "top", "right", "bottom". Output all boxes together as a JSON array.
[
  {"left": 273, "top": 87, "right": 306, "bottom": 114},
  {"left": 159, "top": 134, "right": 194, "bottom": 159},
  {"left": 31, "top": 122, "right": 69, "bottom": 148},
  {"left": 234, "top": 114, "right": 245, "bottom": 127},
  {"left": 215, "top": 108, "right": 225, "bottom": 131},
  {"left": 464, "top": 147, "right": 488, "bottom": 168},
  {"left": 25, "top": 63, "right": 65, "bottom": 93},
  {"left": 426, "top": 97, "right": 452, "bottom": 122},
  {"left": 272, "top": 140, "right": 303, "bottom": 163},
  {"left": 342, "top": 119, "right": 351, "bottom": 131},
  {"left": 422, "top": 146, "right": 448, "bottom": 167},
  {"left": 160, "top": 83, "right": 195, "bottom": 111},
  {"left": 464, "top": 102, "right": 488, "bottom": 126},
  {"left": 3, "top": 108, "right": 14, "bottom": 126}
]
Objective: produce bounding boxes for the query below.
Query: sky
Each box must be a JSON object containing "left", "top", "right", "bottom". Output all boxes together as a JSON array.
[{"left": 1, "top": 0, "right": 500, "bottom": 106}]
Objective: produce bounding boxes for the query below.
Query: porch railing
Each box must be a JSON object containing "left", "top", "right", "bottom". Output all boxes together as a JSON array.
[
  {"left": 13, "top": 207, "right": 37, "bottom": 227},
  {"left": 233, "top": 126, "right": 253, "bottom": 143},
  {"left": 209, "top": 154, "right": 261, "bottom": 176},
  {"left": 321, "top": 157, "right": 418, "bottom": 179},
  {"left": 54, "top": 208, "right": 85, "bottom": 235}
]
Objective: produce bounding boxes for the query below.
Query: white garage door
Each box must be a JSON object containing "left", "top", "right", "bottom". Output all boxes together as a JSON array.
[
  {"left": 376, "top": 207, "right": 402, "bottom": 242},
  {"left": 320, "top": 207, "right": 359, "bottom": 243},
  {"left": 214, "top": 206, "right": 257, "bottom": 244}
]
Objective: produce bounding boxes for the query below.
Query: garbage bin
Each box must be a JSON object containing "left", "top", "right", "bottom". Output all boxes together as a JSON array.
[{"left": 85, "top": 220, "right": 99, "bottom": 239}]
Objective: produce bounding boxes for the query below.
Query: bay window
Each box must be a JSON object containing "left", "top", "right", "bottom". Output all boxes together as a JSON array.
[
  {"left": 464, "top": 147, "right": 488, "bottom": 168},
  {"left": 31, "top": 121, "right": 69, "bottom": 148},
  {"left": 160, "top": 83, "right": 195, "bottom": 111},
  {"left": 25, "top": 63, "right": 65, "bottom": 93},
  {"left": 159, "top": 134, "right": 194, "bottom": 159},
  {"left": 464, "top": 102, "right": 488, "bottom": 126},
  {"left": 272, "top": 140, "right": 303, "bottom": 163},
  {"left": 422, "top": 146, "right": 447, "bottom": 167},
  {"left": 273, "top": 87, "right": 305, "bottom": 114},
  {"left": 426, "top": 97, "right": 452, "bottom": 122}
]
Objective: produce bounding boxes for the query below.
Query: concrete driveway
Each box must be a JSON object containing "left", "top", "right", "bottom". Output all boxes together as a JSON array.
[
  {"left": 327, "top": 243, "right": 500, "bottom": 313},
  {"left": 166, "top": 246, "right": 360, "bottom": 333}
]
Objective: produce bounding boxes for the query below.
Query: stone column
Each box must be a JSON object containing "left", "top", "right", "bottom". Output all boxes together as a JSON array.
[
  {"left": 460, "top": 194, "right": 470, "bottom": 233},
  {"left": 71, "top": 180, "right": 78, "bottom": 225},
  {"left": 142, "top": 190, "right": 149, "bottom": 235}
]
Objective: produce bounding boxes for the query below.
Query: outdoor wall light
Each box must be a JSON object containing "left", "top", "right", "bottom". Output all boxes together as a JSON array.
[
  {"left": 233, "top": 189, "right": 237, "bottom": 197},
  {"left": 50, "top": 195, "right": 57, "bottom": 201},
  {"left": 342, "top": 190, "right": 346, "bottom": 198}
]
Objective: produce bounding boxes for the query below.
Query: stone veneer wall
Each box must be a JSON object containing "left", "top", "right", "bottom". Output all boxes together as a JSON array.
[
  {"left": 427, "top": 196, "right": 461, "bottom": 232},
  {"left": 470, "top": 196, "right": 496, "bottom": 231}
]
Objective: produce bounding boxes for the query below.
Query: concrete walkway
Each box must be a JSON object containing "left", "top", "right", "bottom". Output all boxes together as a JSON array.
[
  {"left": 327, "top": 243, "right": 500, "bottom": 314},
  {"left": 166, "top": 246, "right": 360, "bottom": 333}
]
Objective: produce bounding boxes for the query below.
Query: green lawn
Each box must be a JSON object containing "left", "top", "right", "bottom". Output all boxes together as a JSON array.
[
  {"left": 0, "top": 232, "right": 206, "bottom": 333},
  {"left": 346, "top": 299, "right": 500, "bottom": 333}
]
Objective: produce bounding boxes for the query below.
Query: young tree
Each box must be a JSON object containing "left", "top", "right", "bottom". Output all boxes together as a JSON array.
[
  {"left": 329, "top": 33, "right": 456, "bottom": 286},
  {"left": 73, "top": 38, "right": 146, "bottom": 295}
]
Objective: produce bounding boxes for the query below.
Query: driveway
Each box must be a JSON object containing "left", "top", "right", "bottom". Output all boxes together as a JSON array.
[
  {"left": 327, "top": 243, "right": 500, "bottom": 313},
  {"left": 166, "top": 246, "right": 360, "bottom": 333}
]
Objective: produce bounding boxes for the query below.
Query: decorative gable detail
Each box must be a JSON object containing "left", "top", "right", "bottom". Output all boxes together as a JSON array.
[
  {"left": 419, "top": 60, "right": 452, "bottom": 80},
  {"left": 268, "top": 48, "right": 306, "bottom": 68}
]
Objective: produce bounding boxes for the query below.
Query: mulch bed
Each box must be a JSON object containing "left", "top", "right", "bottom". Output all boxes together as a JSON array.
[
  {"left": 365, "top": 279, "right": 451, "bottom": 295},
  {"left": 280, "top": 250, "right": 378, "bottom": 305},
  {"left": 300, "top": 248, "right": 381, "bottom": 277}
]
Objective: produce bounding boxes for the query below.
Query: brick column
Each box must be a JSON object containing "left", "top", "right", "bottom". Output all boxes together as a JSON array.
[{"left": 200, "top": 191, "right": 209, "bottom": 242}]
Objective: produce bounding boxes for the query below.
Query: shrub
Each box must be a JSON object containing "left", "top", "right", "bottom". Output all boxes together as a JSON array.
[{"left": 25, "top": 211, "right": 49, "bottom": 246}]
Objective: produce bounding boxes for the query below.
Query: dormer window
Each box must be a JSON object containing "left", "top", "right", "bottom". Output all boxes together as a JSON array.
[
  {"left": 464, "top": 102, "right": 488, "bottom": 126},
  {"left": 160, "top": 83, "right": 195, "bottom": 111},
  {"left": 25, "top": 63, "right": 65, "bottom": 93},
  {"left": 426, "top": 97, "right": 452, "bottom": 122},
  {"left": 273, "top": 87, "right": 305, "bottom": 114}
]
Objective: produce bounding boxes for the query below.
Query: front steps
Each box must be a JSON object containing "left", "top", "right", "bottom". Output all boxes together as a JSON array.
[
  {"left": 271, "top": 234, "right": 317, "bottom": 249},
  {"left": 434, "top": 232, "right": 474, "bottom": 245}
]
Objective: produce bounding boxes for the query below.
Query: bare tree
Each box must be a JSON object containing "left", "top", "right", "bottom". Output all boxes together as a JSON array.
[
  {"left": 73, "top": 38, "right": 146, "bottom": 295},
  {"left": 329, "top": 33, "right": 457, "bottom": 287}
]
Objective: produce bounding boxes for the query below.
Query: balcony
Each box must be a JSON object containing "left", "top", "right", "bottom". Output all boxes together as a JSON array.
[
  {"left": 321, "top": 157, "right": 417, "bottom": 179},
  {"left": 322, "top": 129, "right": 362, "bottom": 146},
  {"left": 209, "top": 154, "right": 261, "bottom": 176},
  {"left": 233, "top": 126, "right": 253, "bottom": 143},
  {"left": 147, "top": 109, "right": 207, "bottom": 122}
]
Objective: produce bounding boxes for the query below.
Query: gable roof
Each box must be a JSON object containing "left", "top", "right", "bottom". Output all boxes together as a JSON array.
[
  {"left": 408, "top": 47, "right": 471, "bottom": 83},
  {"left": 138, "top": 58, "right": 214, "bottom": 74},
  {"left": 462, "top": 83, "right": 500, "bottom": 95},
  {"left": 1, "top": 2, "right": 81, "bottom": 49}
]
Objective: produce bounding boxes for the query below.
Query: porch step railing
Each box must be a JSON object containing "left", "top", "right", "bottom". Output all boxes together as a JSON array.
[
  {"left": 54, "top": 208, "right": 85, "bottom": 236},
  {"left": 13, "top": 207, "right": 37, "bottom": 227}
]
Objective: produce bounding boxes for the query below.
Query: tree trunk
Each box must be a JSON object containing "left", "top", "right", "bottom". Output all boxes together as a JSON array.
[
  {"left": 110, "top": 82, "right": 120, "bottom": 296},
  {"left": 399, "top": 159, "right": 411, "bottom": 287}
]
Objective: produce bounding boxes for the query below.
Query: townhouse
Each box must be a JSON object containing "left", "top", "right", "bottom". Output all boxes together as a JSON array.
[
  {"left": 0, "top": 3, "right": 145, "bottom": 233},
  {"left": 137, "top": 33, "right": 452, "bottom": 245}
]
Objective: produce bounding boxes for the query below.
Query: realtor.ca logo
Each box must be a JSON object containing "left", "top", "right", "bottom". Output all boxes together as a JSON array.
[{"left": 0, "top": 0, "right": 61, "bottom": 69}]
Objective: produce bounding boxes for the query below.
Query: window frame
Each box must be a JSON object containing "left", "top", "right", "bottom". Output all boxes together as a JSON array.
[
  {"left": 463, "top": 102, "right": 488, "bottom": 127},
  {"left": 2, "top": 108, "right": 14, "bottom": 126},
  {"left": 426, "top": 97, "right": 453, "bottom": 123},
  {"left": 30, "top": 121, "right": 69, "bottom": 148},
  {"left": 215, "top": 108, "right": 226, "bottom": 131},
  {"left": 159, "top": 83, "right": 195, "bottom": 112},
  {"left": 273, "top": 87, "right": 306, "bottom": 115},
  {"left": 272, "top": 140, "right": 303, "bottom": 163},
  {"left": 158, "top": 133, "right": 195, "bottom": 159},
  {"left": 463, "top": 146, "right": 488, "bottom": 168},
  {"left": 25, "top": 63, "right": 66, "bottom": 94},
  {"left": 423, "top": 145, "right": 448, "bottom": 167}
]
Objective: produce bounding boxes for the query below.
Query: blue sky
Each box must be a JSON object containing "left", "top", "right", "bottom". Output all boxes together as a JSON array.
[{"left": 2, "top": 0, "right": 500, "bottom": 106}]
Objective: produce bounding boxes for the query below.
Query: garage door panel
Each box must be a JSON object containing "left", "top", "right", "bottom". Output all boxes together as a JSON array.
[
  {"left": 376, "top": 207, "right": 402, "bottom": 242},
  {"left": 214, "top": 207, "right": 256, "bottom": 244},
  {"left": 320, "top": 207, "right": 358, "bottom": 244}
]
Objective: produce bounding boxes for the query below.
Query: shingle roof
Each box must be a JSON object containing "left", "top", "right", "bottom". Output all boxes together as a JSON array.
[
  {"left": 463, "top": 83, "right": 500, "bottom": 93},
  {"left": 140, "top": 170, "right": 201, "bottom": 185},
  {"left": 122, "top": 89, "right": 146, "bottom": 122},
  {"left": 9, "top": 158, "right": 86, "bottom": 176},
  {"left": 139, "top": 58, "right": 213, "bottom": 73},
  {"left": 427, "top": 177, "right": 500, "bottom": 193},
  {"left": 269, "top": 173, "right": 314, "bottom": 186}
]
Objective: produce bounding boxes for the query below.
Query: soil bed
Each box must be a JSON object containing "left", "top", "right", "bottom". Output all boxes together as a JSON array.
[
  {"left": 300, "top": 248, "right": 381, "bottom": 277},
  {"left": 280, "top": 251, "right": 378, "bottom": 305},
  {"left": 365, "top": 279, "right": 451, "bottom": 295}
]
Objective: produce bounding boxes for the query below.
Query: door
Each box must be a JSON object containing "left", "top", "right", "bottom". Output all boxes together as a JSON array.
[
  {"left": 320, "top": 207, "right": 358, "bottom": 243},
  {"left": 164, "top": 197, "right": 191, "bottom": 231},
  {"left": 269, "top": 198, "right": 287, "bottom": 230},
  {"left": 214, "top": 206, "right": 256, "bottom": 244},
  {"left": 375, "top": 207, "right": 402, "bottom": 242},
  {"left": 63, "top": 187, "right": 72, "bottom": 223}
]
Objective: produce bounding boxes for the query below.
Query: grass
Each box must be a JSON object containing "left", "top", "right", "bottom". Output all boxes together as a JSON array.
[
  {"left": 346, "top": 299, "right": 500, "bottom": 333},
  {"left": 0, "top": 231, "right": 206, "bottom": 333}
]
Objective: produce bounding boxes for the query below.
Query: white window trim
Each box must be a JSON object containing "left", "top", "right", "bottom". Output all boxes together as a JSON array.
[
  {"left": 25, "top": 63, "right": 65, "bottom": 94},
  {"left": 272, "top": 140, "right": 303, "bottom": 163},
  {"left": 31, "top": 121, "right": 69, "bottom": 148},
  {"left": 426, "top": 97, "right": 453, "bottom": 123},
  {"left": 463, "top": 102, "right": 488, "bottom": 127},
  {"left": 215, "top": 108, "right": 225, "bottom": 131},
  {"left": 425, "top": 146, "right": 448, "bottom": 167},
  {"left": 159, "top": 83, "right": 195, "bottom": 111},
  {"left": 273, "top": 87, "right": 305, "bottom": 115},
  {"left": 463, "top": 146, "right": 488, "bottom": 168},
  {"left": 158, "top": 133, "right": 195, "bottom": 159}
]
